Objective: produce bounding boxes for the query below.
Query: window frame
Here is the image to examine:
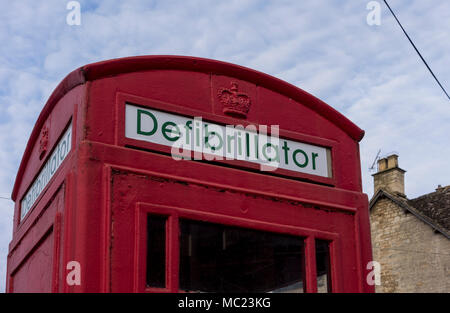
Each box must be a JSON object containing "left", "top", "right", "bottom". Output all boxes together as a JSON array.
[{"left": 135, "top": 202, "right": 339, "bottom": 293}]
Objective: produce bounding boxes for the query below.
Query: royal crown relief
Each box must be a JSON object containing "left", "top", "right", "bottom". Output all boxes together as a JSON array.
[{"left": 217, "top": 82, "right": 251, "bottom": 118}]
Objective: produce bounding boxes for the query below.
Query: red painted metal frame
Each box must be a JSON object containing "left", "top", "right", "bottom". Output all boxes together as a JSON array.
[
  {"left": 7, "top": 55, "right": 374, "bottom": 293},
  {"left": 105, "top": 159, "right": 361, "bottom": 292},
  {"left": 11, "top": 55, "right": 364, "bottom": 201}
]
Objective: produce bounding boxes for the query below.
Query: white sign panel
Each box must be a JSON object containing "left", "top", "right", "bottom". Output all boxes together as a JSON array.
[
  {"left": 125, "top": 104, "right": 331, "bottom": 178},
  {"left": 20, "top": 123, "right": 72, "bottom": 221}
]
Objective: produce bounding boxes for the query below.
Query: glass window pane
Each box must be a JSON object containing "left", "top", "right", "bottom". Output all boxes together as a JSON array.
[
  {"left": 315, "top": 239, "right": 331, "bottom": 293},
  {"left": 146, "top": 215, "right": 167, "bottom": 288},
  {"left": 179, "top": 219, "right": 305, "bottom": 293}
]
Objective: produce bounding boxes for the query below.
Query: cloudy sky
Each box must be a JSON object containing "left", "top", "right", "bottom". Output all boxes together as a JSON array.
[{"left": 0, "top": 0, "right": 449, "bottom": 292}]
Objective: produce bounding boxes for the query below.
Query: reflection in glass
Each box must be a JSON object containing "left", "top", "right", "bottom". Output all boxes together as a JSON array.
[{"left": 146, "top": 215, "right": 167, "bottom": 288}]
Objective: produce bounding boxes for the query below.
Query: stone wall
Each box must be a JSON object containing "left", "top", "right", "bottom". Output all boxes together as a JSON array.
[{"left": 370, "top": 198, "right": 450, "bottom": 292}]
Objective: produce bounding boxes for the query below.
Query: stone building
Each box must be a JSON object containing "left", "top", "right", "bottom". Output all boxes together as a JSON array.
[{"left": 369, "top": 154, "right": 450, "bottom": 293}]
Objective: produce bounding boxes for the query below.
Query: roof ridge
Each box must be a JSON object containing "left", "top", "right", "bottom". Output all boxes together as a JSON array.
[{"left": 370, "top": 188, "right": 450, "bottom": 239}]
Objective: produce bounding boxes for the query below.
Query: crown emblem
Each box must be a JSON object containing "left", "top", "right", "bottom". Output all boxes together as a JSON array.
[
  {"left": 217, "top": 82, "right": 251, "bottom": 118},
  {"left": 39, "top": 126, "right": 49, "bottom": 160}
]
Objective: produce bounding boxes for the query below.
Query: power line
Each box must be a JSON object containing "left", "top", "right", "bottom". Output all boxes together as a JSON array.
[
  {"left": 374, "top": 247, "right": 450, "bottom": 256},
  {"left": 383, "top": 0, "right": 450, "bottom": 101},
  {"left": 0, "top": 196, "right": 11, "bottom": 200}
]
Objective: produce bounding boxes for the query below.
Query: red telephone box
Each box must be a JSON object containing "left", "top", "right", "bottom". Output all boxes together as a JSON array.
[{"left": 6, "top": 56, "right": 374, "bottom": 293}]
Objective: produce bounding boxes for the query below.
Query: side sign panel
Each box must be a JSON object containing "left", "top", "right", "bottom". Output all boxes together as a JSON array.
[{"left": 125, "top": 104, "right": 330, "bottom": 178}]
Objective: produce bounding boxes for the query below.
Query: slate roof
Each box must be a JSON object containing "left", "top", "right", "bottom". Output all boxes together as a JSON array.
[
  {"left": 408, "top": 185, "right": 450, "bottom": 237},
  {"left": 370, "top": 185, "right": 450, "bottom": 239}
]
